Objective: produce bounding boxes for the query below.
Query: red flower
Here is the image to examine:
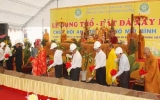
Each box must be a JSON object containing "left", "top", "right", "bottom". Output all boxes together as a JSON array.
[
  {"left": 139, "top": 69, "right": 147, "bottom": 76},
  {"left": 29, "top": 57, "right": 34, "bottom": 62},
  {"left": 110, "top": 69, "right": 117, "bottom": 76},
  {"left": 5, "top": 54, "right": 9, "bottom": 58},
  {"left": 66, "top": 62, "right": 71, "bottom": 69},
  {"left": 89, "top": 65, "right": 95, "bottom": 73},
  {"left": 49, "top": 60, "right": 54, "bottom": 65}
]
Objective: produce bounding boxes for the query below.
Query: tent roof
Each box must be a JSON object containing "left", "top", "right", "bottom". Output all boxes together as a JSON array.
[{"left": 0, "top": 0, "right": 51, "bottom": 29}]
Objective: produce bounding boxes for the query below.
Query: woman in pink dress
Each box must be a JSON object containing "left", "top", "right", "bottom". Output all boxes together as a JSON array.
[{"left": 32, "top": 39, "right": 47, "bottom": 76}]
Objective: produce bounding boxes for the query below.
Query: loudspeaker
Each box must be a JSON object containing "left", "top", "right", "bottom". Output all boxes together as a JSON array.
[{"left": 0, "top": 23, "right": 8, "bottom": 35}]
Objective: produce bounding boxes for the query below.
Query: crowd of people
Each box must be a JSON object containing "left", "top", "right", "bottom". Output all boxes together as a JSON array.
[{"left": 0, "top": 37, "right": 160, "bottom": 94}]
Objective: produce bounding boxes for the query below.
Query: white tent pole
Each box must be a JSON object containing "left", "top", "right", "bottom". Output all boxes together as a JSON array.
[{"left": 42, "top": 19, "right": 44, "bottom": 35}]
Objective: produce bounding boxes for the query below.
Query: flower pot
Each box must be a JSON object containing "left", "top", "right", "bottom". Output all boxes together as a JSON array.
[
  {"left": 129, "top": 78, "right": 136, "bottom": 89},
  {"left": 81, "top": 71, "right": 87, "bottom": 81}
]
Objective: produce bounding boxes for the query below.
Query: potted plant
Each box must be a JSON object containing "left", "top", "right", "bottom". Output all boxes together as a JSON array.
[
  {"left": 22, "top": 41, "right": 32, "bottom": 74},
  {"left": 128, "top": 39, "right": 139, "bottom": 89},
  {"left": 81, "top": 50, "right": 93, "bottom": 81},
  {"left": 127, "top": 53, "right": 140, "bottom": 89}
]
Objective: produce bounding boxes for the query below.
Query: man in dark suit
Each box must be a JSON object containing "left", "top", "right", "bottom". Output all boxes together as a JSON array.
[{"left": 12, "top": 40, "right": 23, "bottom": 72}]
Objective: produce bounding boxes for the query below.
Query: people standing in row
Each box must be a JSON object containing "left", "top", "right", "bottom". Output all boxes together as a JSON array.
[
  {"left": 93, "top": 41, "right": 107, "bottom": 85},
  {"left": 112, "top": 47, "right": 130, "bottom": 88},
  {"left": 66, "top": 43, "right": 82, "bottom": 81},
  {"left": 48, "top": 43, "right": 63, "bottom": 78}
]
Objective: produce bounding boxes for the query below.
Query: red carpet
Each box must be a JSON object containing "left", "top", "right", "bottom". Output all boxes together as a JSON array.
[{"left": 0, "top": 85, "right": 57, "bottom": 100}]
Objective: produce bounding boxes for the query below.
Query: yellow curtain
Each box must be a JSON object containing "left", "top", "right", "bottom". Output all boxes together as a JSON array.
[{"left": 0, "top": 74, "right": 149, "bottom": 100}]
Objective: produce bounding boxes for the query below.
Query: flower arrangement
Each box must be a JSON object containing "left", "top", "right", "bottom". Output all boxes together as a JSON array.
[
  {"left": 26, "top": 93, "right": 38, "bottom": 100},
  {"left": 139, "top": 67, "right": 147, "bottom": 76},
  {"left": 24, "top": 42, "right": 31, "bottom": 65},
  {"left": 0, "top": 36, "right": 12, "bottom": 47},
  {"left": 89, "top": 65, "right": 95, "bottom": 75},
  {"left": 3, "top": 53, "right": 10, "bottom": 62},
  {"left": 110, "top": 69, "right": 117, "bottom": 76},
  {"left": 65, "top": 62, "right": 71, "bottom": 75},
  {"left": 47, "top": 60, "right": 54, "bottom": 72}
]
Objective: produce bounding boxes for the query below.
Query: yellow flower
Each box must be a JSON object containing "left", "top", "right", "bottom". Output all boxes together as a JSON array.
[
  {"left": 28, "top": 94, "right": 38, "bottom": 100},
  {"left": 24, "top": 38, "right": 28, "bottom": 42},
  {"left": 4, "top": 40, "right": 8, "bottom": 44}
]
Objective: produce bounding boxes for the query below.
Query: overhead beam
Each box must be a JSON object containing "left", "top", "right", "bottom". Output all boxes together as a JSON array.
[
  {"left": 9, "top": 0, "right": 41, "bottom": 9},
  {"left": 0, "top": 9, "right": 32, "bottom": 18},
  {"left": 23, "top": 0, "right": 56, "bottom": 28},
  {"left": 0, "top": 21, "right": 23, "bottom": 29}
]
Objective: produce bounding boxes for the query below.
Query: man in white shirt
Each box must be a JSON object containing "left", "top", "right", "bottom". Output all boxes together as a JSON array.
[
  {"left": 48, "top": 43, "right": 63, "bottom": 78},
  {"left": 112, "top": 47, "right": 130, "bottom": 88},
  {"left": 0, "top": 42, "right": 5, "bottom": 67},
  {"left": 67, "top": 43, "right": 82, "bottom": 81},
  {"left": 93, "top": 41, "right": 107, "bottom": 85},
  {"left": 2, "top": 42, "right": 13, "bottom": 70}
]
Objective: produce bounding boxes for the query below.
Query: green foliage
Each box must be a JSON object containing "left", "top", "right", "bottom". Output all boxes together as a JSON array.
[
  {"left": 125, "top": 54, "right": 140, "bottom": 73},
  {"left": 128, "top": 39, "right": 138, "bottom": 55},
  {"left": 82, "top": 50, "right": 93, "bottom": 70},
  {"left": 23, "top": 44, "right": 31, "bottom": 65},
  {"left": 0, "top": 36, "right": 12, "bottom": 47},
  {"left": 57, "top": 43, "right": 65, "bottom": 50},
  {"left": 41, "top": 39, "right": 47, "bottom": 46},
  {"left": 51, "top": 40, "right": 56, "bottom": 43},
  {"left": 24, "top": 41, "right": 31, "bottom": 48}
]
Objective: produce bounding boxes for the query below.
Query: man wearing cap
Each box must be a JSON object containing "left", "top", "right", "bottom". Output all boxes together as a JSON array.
[
  {"left": 0, "top": 42, "right": 6, "bottom": 66},
  {"left": 93, "top": 41, "right": 107, "bottom": 85},
  {"left": 112, "top": 47, "right": 130, "bottom": 88},
  {"left": 66, "top": 43, "right": 82, "bottom": 81},
  {"left": 48, "top": 43, "right": 63, "bottom": 78},
  {"left": 1, "top": 42, "right": 13, "bottom": 70},
  {"left": 12, "top": 39, "right": 23, "bottom": 72}
]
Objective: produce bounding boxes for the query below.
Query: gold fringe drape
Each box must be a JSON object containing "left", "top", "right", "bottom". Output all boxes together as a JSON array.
[{"left": 0, "top": 74, "right": 150, "bottom": 100}]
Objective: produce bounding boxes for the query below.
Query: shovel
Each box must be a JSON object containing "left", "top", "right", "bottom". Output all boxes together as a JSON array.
[
  {"left": 86, "top": 71, "right": 95, "bottom": 82},
  {"left": 66, "top": 56, "right": 71, "bottom": 80}
]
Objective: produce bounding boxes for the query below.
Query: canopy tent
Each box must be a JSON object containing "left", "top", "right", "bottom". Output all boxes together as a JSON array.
[
  {"left": 0, "top": 0, "right": 54, "bottom": 29},
  {"left": 0, "top": 0, "right": 139, "bottom": 46},
  {"left": 0, "top": 0, "right": 139, "bottom": 29}
]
